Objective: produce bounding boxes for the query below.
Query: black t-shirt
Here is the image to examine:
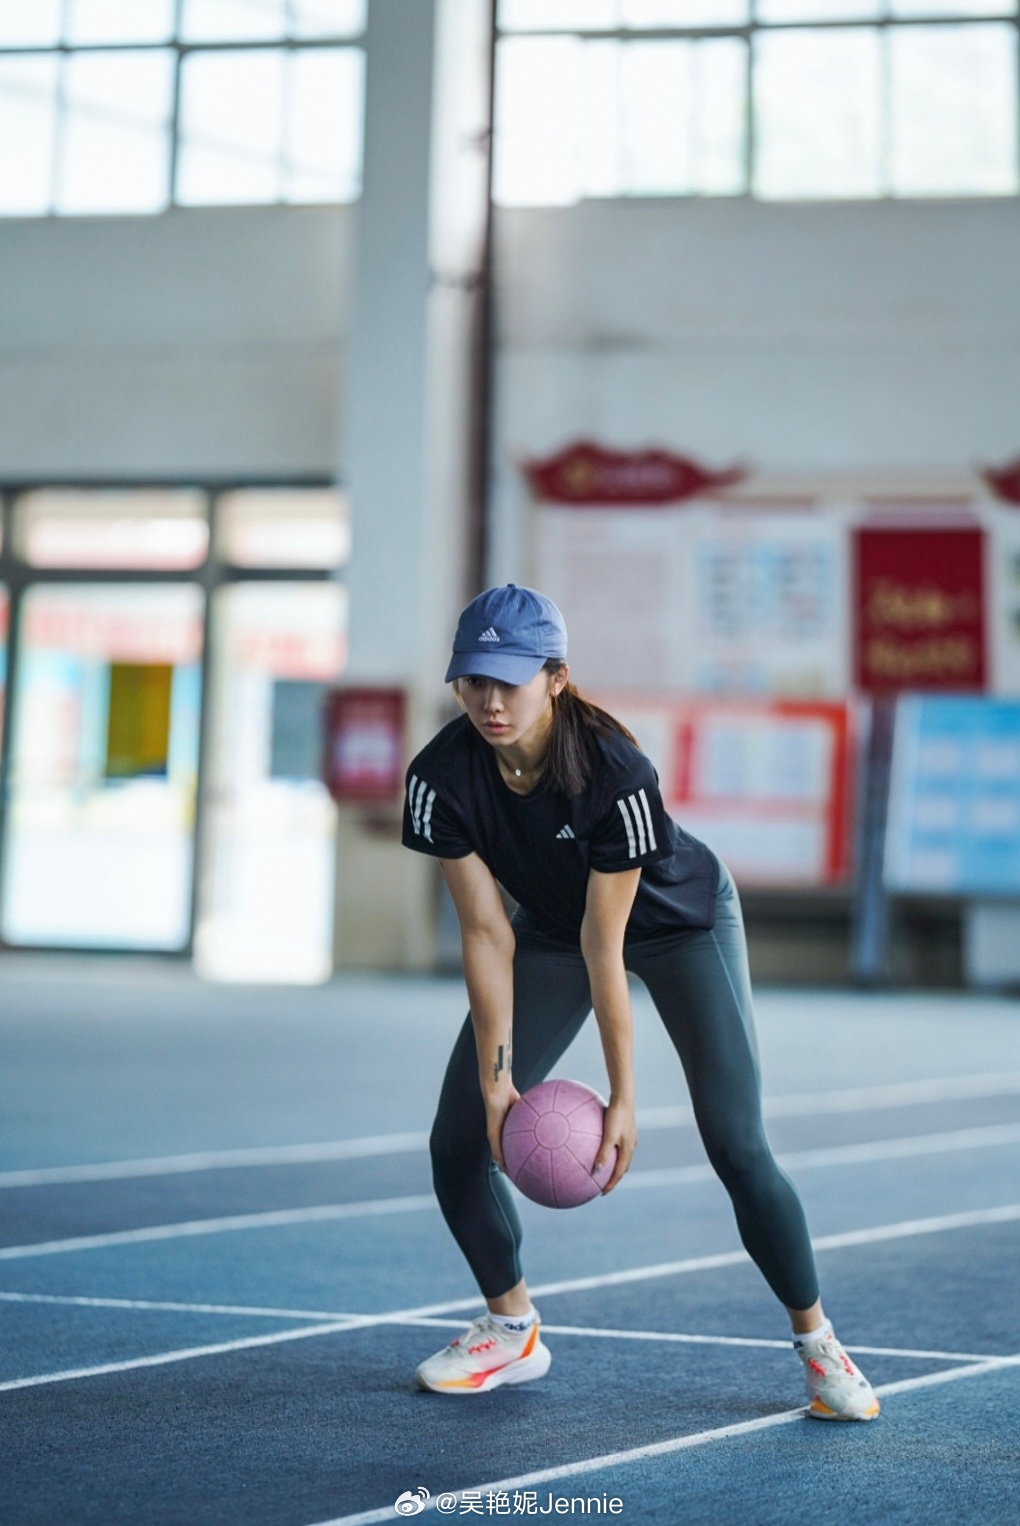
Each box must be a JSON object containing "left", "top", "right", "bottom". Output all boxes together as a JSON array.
[{"left": 402, "top": 715, "right": 719, "bottom": 943}]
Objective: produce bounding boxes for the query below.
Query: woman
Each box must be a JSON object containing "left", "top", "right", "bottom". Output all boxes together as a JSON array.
[{"left": 402, "top": 583, "right": 878, "bottom": 1420}]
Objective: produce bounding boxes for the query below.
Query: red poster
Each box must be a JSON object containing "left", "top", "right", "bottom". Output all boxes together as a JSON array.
[
  {"left": 323, "top": 687, "right": 406, "bottom": 803},
  {"left": 852, "top": 527, "right": 986, "bottom": 693}
]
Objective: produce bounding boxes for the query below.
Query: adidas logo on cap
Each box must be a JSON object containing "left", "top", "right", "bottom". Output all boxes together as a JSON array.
[
  {"left": 556, "top": 825, "right": 575, "bottom": 839},
  {"left": 478, "top": 627, "right": 500, "bottom": 642}
]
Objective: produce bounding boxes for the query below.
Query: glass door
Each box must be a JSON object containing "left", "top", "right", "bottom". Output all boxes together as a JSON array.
[
  {"left": 0, "top": 482, "right": 349, "bottom": 972},
  {"left": 0, "top": 583, "right": 202, "bottom": 948},
  {"left": 194, "top": 580, "right": 346, "bottom": 983},
  {"left": 0, "top": 586, "right": 7, "bottom": 755}
]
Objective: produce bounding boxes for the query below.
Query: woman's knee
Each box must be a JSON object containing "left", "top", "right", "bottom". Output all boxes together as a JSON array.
[
  {"left": 429, "top": 1114, "right": 487, "bottom": 1193},
  {"left": 703, "top": 1129, "right": 775, "bottom": 1194}
]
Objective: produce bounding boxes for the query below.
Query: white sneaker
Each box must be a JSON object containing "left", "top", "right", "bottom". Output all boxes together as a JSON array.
[
  {"left": 798, "top": 1333, "right": 880, "bottom": 1421},
  {"left": 415, "top": 1313, "right": 551, "bottom": 1395}
]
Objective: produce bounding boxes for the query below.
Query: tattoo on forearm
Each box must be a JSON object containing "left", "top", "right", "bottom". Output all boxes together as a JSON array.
[{"left": 492, "top": 1031, "right": 512, "bottom": 1084}]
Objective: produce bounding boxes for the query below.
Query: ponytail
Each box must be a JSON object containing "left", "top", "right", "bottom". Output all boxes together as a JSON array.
[{"left": 543, "top": 660, "right": 638, "bottom": 797}]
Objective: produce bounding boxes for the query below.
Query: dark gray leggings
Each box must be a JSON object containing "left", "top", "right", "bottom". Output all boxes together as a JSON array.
[{"left": 429, "top": 864, "right": 820, "bottom": 1312}]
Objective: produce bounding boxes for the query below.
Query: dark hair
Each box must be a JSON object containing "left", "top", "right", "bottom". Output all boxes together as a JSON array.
[{"left": 543, "top": 659, "right": 638, "bottom": 797}]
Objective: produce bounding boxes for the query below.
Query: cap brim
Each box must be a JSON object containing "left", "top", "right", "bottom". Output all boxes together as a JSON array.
[{"left": 445, "top": 651, "right": 549, "bottom": 685}]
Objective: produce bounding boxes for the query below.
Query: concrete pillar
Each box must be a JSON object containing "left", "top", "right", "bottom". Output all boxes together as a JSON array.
[{"left": 333, "top": 0, "right": 494, "bottom": 969}]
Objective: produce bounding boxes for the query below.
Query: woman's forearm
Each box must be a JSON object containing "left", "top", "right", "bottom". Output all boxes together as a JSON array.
[
  {"left": 580, "top": 868, "right": 641, "bottom": 1112},
  {"left": 439, "top": 855, "right": 520, "bottom": 1171},
  {"left": 461, "top": 924, "right": 516, "bottom": 1097},
  {"left": 580, "top": 940, "right": 638, "bottom": 1192},
  {"left": 584, "top": 951, "right": 636, "bottom": 1102}
]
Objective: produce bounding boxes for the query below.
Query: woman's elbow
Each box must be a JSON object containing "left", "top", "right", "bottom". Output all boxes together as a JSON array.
[
  {"left": 579, "top": 920, "right": 624, "bottom": 971},
  {"left": 462, "top": 918, "right": 515, "bottom": 962}
]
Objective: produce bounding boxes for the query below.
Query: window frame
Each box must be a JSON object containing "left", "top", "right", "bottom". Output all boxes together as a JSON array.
[
  {"left": 0, "top": 11, "right": 366, "bottom": 218},
  {"left": 493, "top": 3, "right": 1020, "bottom": 205}
]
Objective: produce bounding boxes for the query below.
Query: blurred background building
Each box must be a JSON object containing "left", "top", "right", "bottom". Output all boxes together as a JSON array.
[{"left": 0, "top": 0, "right": 1018, "bottom": 987}]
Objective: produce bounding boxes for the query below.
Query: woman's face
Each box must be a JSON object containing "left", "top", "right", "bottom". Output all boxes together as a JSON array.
[{"left": 455, "top": 666, "right": 567, "bottom": 754}]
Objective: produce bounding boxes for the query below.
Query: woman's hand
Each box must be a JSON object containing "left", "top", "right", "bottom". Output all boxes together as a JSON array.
[
  {"left": 484, "top": 1083, "right": 521, "bottom": 1173},
  {"left": 595, "top": 1095, "right": 638, "bottom": 1193}
]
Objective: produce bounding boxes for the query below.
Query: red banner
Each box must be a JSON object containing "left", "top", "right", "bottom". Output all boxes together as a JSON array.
[
  {"left": 982, "top": 457, "right": 1020, "bottom": 505},
  {"left": 523, "top": 440, "right": 746, "bottom": 506},
  {"left": 323, "top": 687, "right": 406, "bottom": 803},
  {"left": 852, "top": 527, "right": 986, "bottom": 692}
]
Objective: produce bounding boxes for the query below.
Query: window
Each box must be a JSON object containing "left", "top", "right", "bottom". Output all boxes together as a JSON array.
[
  {"left": 14, "top": 488, "right": 209, "bottom": 569},
  {"left": 0, "top": 482, "right": 349, "bottom": 978},
  {"left": 495, "top": 1, "right": 1020, "bottom": 204},
  {"left": 0, "top": 0, "right": 365, "bottom": 217},
  {"left": 216, "top": 487, "right": 351, "bottom": 568}
]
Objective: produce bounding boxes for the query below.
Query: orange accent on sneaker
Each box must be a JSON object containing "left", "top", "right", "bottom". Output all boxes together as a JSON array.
[
  {"left": 809, "top": 1396, "right": 881, "bottom": 1421},
  {"left": 433, "top": 1323, "right": 541, "bottom": 1390}
]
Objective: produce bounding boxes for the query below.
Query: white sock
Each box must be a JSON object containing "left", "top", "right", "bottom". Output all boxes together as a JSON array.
[
  {"left": 489, "top": 1308, "right": 536, "bottom": 1333},
  {"left": 793, "top": 1319, "right": 833, "bottom": 1347}
]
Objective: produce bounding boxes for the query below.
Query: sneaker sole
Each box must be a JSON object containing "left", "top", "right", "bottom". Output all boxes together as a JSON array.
[
  {"left": 807, "top": 1396, "right": 881, "bottom": 1421},
  {"left": 416, "top": 1341, "right": 552, "bottom": 1395}
]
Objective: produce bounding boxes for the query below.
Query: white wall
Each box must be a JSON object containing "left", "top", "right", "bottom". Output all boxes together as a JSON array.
[
  {"left": 0, "top": 206, "right": 353, "bottom": 480},
  {"left": 490, "top": 198, "right": 1020, "bottom": 574},
  {"left": 2, "top": 194, "right": 1019, "bottom": 498},
  {"left": 495, "top": 197, "right": 1020, "bottom": 465}
]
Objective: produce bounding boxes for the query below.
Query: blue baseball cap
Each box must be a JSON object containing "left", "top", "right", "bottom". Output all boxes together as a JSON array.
[{"left": 445, "top": 584, "right": 568, "bottom": 684}]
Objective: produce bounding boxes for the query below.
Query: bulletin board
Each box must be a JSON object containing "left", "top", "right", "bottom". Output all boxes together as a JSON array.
[
  {"left": 534, "top": 505, "right": 848, "bottom": 698},
  {"left": 593, "top": 694, "right": 855, "bottom": 887}
]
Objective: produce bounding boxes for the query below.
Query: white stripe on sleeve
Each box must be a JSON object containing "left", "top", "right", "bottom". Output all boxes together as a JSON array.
[
  {"left": 617, "top": 797, "right": 637, "bottom": 858},
  {"left": 408, "top": 776, "right": 437, "bottom": 843},
  {"left": 637, "top": 788, "right": 657, "bottom": 853},
  {"left": 627, "top": 794, "right": 648, "bottom": 854},
  {"left": 421, "top": 786, "right": 436, "bottom": 843}
]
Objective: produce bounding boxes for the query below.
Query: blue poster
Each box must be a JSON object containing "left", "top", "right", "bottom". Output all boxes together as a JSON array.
[{"left": 885, "top": 696, "right": 1020, "bottom": 895}]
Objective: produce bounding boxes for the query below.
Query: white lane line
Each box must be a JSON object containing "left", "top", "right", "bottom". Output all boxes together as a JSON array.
[
  {"left": 810, "top": 1202, "right": 1020, "bottom": 1252},
  {"left": 394, "top": 1318, "right": 991, "bottom": 1364},
  {"left": 0, "top": 1195, "right": 436, "bottom": 1262},
  {"left": 0, "top": 1291, "right": 986, "bottom": 1364},
  {"left": 877, "top": 1355, "right": 1020, "bottom": 1397},
  {"left": 646, "top": 1070, "right": 1020, "bottom": 1129},
  {"left": 7, "top": 1072, "right": 1020, "bottom": 1189},
  {"left": 307, "top": 1355, "right": 1020, "bottom": 1526},
  {"left": 0, "top": 1132, "right": 432, "bottom": 1189},
  {"left": 0, "top": 1291, "right": 362, "bottom": 1320},
  {"left": 5, "top": 1123, "right": 1020, "bottom": 1263},
  {"left": 3, "top": 1204, "right": 1017, "bottom": 1394},
  {"left": 0, "top": 1319, "right": 357, "bottom": 1394},
  {"left": 627, "top": 1120, "right": 1020, "bottom": 1190},
  {"left": 524, "top": 1203, "right": 1020, "bottom": 1301}
]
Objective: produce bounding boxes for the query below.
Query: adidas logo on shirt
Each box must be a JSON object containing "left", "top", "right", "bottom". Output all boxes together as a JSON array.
[
  {"left": 555, "top": 825, "right": 575, "bottom": 840},
  {"left": 617, "top": 789, "right": 657, "bottom": 858},
  {"left": 478, "top": 627, "right": 500, "bottom": 642}
]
